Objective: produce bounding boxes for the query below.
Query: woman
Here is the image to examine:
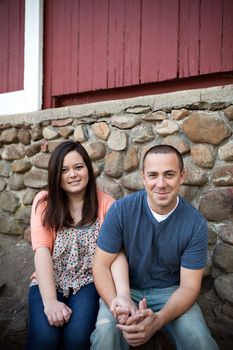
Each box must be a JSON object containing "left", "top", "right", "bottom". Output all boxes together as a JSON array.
[{"left": 26, "top": 140, "right": 115, "bottom": 350}]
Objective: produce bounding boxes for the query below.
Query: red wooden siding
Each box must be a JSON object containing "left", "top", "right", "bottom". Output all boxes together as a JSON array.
[
  {"left": 0, "top": 0, "right": 24, "bottom": 94},
  {"left": 43, "top": 0, "right": 233, "bottom": 109}
]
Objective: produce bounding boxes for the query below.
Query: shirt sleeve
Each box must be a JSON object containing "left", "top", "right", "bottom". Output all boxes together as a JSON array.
[
  {"left": 181, "top": 218, "right": 208, "bottom": 269},
  {"left": 30, "top": 191, "right": 55, "bottom": 252},
  {"left": 97, "top": 201, "right": 123, "bottom": 254}
]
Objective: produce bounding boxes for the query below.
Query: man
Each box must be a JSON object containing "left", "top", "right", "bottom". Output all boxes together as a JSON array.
[{"left": 91, "top": 145, "right": 219, "bottom": 350}]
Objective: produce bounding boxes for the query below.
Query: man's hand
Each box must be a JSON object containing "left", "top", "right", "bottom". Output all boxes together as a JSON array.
[
  {"left": 110, "top": 295, "right": 138, "bottom": 324},
  {"left": 44, "top": 299, "right": 72, "bottom": 327},
  {"left": 116, "top": 299, "right": 163, "bottom": 347}
]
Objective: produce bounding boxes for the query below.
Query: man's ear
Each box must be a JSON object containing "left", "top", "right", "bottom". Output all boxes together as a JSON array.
[
  {"left": 141, "top": 170, "right": 146, "bottom": 185},
  {"left": 180, "top": 169, "right": 185, "bottom": 184}
]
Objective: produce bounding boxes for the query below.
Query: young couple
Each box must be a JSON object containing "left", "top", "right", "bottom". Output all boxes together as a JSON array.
[{"left": 26, "top": 140, "right": 219, "bottom": 350}]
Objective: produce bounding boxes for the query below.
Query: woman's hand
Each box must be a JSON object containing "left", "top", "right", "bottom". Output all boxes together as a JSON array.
[
  {"left": 110, "top": 295, "right": 138, "bottom": 324},
  {"left": 44, "top": 299, "right": 72, "bottom": 327}
]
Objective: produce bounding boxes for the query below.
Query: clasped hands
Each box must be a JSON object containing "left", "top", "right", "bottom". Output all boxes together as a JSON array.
[
  {"left": 110, "top": 296, "right": 163, "bottom": 347},
  {"left": 44, "top": 299, "right": 72, "bottom": 327}
]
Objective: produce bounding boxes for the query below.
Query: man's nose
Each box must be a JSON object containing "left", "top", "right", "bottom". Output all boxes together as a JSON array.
[{"left": 156, "top": 176, "right": 166, "bottom": 187}]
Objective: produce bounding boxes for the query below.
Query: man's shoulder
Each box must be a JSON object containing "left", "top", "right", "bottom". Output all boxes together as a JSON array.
[
  {"left": 178, "top": 196, "right": 207, "bottom": 223},
  {"left": 115, "top": 190, "right": 146, "bottom": 207}
]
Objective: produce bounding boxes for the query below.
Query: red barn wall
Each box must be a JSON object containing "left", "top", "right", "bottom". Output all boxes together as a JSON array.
[{"left": 0, "top": 0, "right": 25, "bottom": 94}]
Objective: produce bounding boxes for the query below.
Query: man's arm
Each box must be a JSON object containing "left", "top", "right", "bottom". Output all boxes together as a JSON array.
[
  {"left": 92, "top": 246, "right": 118, "bottom": 307},
  {"left": 117, "top": 267, "right": 204, "bottom": 347}
]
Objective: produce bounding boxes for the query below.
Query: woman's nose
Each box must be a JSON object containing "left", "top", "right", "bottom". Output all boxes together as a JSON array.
[{"left": 68, "top": 169, "right": 76, "bottom": 177}]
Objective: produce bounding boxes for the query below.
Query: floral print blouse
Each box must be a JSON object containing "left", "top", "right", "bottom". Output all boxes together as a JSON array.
[{"left": 31, "top": 218, "right": 100, "bottom": 297}]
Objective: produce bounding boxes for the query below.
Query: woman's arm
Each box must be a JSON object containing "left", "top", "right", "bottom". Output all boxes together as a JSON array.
[
  {"left": 35, "top": 247, "right": 72, "bottom": 327},
  {"left": 110, "top": 251, "right": 137, "bottom": 322}
]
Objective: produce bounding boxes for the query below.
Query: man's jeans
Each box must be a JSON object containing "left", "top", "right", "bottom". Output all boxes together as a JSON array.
[
  {"left": 26, "top": 283, "right": 99, "bottom": 350},
  {"left": 90, "top": 286, "right": 219, "bottom": 350}
]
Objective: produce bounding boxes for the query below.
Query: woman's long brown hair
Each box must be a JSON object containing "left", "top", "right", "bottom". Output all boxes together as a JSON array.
[{"left": 36, "top": 141, "right": 98, "bottom": 231}]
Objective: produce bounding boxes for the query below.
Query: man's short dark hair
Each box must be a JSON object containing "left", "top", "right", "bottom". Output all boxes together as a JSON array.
[{"left": 142, "top": 144, "right": 184, "bottom": 172}]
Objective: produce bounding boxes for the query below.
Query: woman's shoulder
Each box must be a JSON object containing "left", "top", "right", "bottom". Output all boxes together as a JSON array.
[
  {"left": 97, "top": 190, "right": 115, "bottom": 202},
  {"left": 32, "top": 190, "right": 48, "bottom": 207}
]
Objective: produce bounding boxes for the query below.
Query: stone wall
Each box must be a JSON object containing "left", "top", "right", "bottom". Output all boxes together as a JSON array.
[{"left": 0, "top": 85, "right": 233, "bottom": 349}]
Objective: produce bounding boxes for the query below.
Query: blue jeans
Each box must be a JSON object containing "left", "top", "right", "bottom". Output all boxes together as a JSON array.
[
  {"left": 90, "top": 286, "right": 219, "bottom": 350},
  {"left": 26, "top": 283, "right": 99, "bottom": 350}
]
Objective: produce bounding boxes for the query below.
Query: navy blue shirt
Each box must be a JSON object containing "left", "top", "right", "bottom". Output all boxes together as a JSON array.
[{"left": 97, "top": 190, "right": 208, "bottom": 289}]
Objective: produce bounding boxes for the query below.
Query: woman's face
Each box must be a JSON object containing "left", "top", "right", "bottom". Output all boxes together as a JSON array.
[{"left": 60, "top": 150, "right": 89, "bottom": 196}]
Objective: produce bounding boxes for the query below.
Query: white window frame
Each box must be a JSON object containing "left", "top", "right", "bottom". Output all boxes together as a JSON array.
[{"left": 0, "top": 0, "right": 43, "bottom": 115}]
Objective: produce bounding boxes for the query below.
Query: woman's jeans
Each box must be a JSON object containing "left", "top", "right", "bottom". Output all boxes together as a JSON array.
[
  {"left": 26, "top": 283, "right": 99, "bottom": 350},
  {"left": 90, "top": 286, "right": 219, "bottom": 350}
]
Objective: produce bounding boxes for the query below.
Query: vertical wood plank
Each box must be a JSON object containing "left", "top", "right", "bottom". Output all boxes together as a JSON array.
[
  {"left": 178, "top": 0, "right": 200, "bottom": 78},
  {"left": 0, "top": 0, "right": 24, "bottom": 93},
  {"left": 123, "top": 0, "right": 141, "bottom": 86},
  {"left": 140, "top": 0, "right": 179, "bottom": 83},
  {"left": 92, "top": 0, "right": 109, "bottom": 90},
  {"left": 107, "top": 0, "right": 125, "bottom": 88},
  {"left": 222, "top": 0, "right": 233, "bottom": 71},
  {"left": 78, "top": 0, "right": 94, "bottom": 92},
  {"left": 200, "top": 0, "right": 223, "bottom": 74},
  {"left": 0, "top": 0, "right": 9, "bottom": 92}
]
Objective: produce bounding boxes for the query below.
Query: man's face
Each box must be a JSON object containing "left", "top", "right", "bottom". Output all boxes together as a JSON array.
[{"left": 142, "top": 152, "right": 185, "bottom": 214}]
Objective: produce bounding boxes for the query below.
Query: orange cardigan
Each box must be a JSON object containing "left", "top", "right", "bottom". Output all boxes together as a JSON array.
[{"left": 30, "top": 190, "right": 115, "bottom": 252}]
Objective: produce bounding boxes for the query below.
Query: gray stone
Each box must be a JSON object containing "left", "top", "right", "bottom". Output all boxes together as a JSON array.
[
  {"left": 84, "top": 141, "right": 106, "bottom": 160},
  {"left": 191, "top": 144, "right": 215, "bottom": 168},
  {"left": 15, "top": 205, "right": 32, "bottom": 225},
  {"left": 0, "top": 160, "right": 11, "bottom": 177},
  {"left": 48, "top": 140, "right": 63, "bottom": 153},
  {"left": 0, "top": 190, "right": 19, "bottom": 213},
  {"left": 123, "top": 147, "right": 139, "bottom": 172},
  {"left": 218, "top": 142, "right": 233, "bottom": 161},
  {"left": 24, "top": 143, "right": 41, "bottom": 157},
  {"left": 0, "top": 210, "right": 25, "bottom": 235},
  {"left": 111, "top": 114, "right": 142, "bottom": 129},
  {"left": 12, "top": 159, "right": 32, "bottom": 173},
  {"left": 21, "top": 188, "right": 38, "bottom": 205},
  {"left": 121, "top": 173, "right": 144, "bottom": 191},
  {"left": 31, "top": 153, "right": 51, "bottom": 169},
  {"left": 31, "top": 124, "right": 43, "bottom": 141},
  {"left": 183, "top": 160, "right": 208, "bottom": 186},
  {"left": 182, "top": 112, "right": 231, "bottom": 145},
  {"left": 199, "top": 188, "right": 233, "bottom": 221},
  {"left": 58, "top": 126, "right": 74, "bottom": 138},
  {"left": 8, "top": 173, "right": 25, "bottom": 191},
  {"left": 0, "top": 128, "right": 18, "bottom": 143},
  {"left": 96, "top": 176, "right": 123, "bottom": 199},
  {"left": 125, "top": 106, "right": 151, "bottom": 114},
  {"left": 42, "top": 126, "right": 58, "bottom": 140},
  {"left": 144, "top": 110, "right": 167, "bottom": 121},
  {"left": 104, "top": 152, "right": 123, "bottom": 178},
  {"left": 0, "top": 178, "right": 6, "bottom": 192},
  {"left": 212, "top": 165, "right": 233, "bottom": 186},
  {"left": 1, "top": 144, "right": 25, "bottom": 160},
  {"left": 24, "top": 169, "right": 48, "bottom": 189},
  {"left": 17, "top": 128, "right": 31, "bottom": 145},
  {"left": 171, "top": 108, "right": 189, "bottom": 120},
  {"left": 212, "top": 242, "right": 233, "bottom": 273},
  {"left": 224, "top": 105, "right": 233, "bottom": 120},
  {"left": 92, "top": 122, "right": 110, "bottom": 140},
  {"left": 179, "top": 185, "right": 200, "bottom": 203},
  {"left": 156, "top": 120, "right": 179, "bottom": 136},
  {"left": 131, "top": 124, "right": 154, "bottom": 143},
  {"left": 107, "top": 130, "right": 127, "bottom": 150},
  {"left": 51, "top": 118, "right": 73, "bottom": 127},
  {"left": 73, "top": 125, "right": 88, "bottom": 142},
  {"left": 214, "top": 274, "right": 233, "bottom": 304},
  {"left": 217, "top": 221, "right": 233, "bottom": 245},
  {"left": 163, "top": 135, "right": 190, "bottom": 154}
]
